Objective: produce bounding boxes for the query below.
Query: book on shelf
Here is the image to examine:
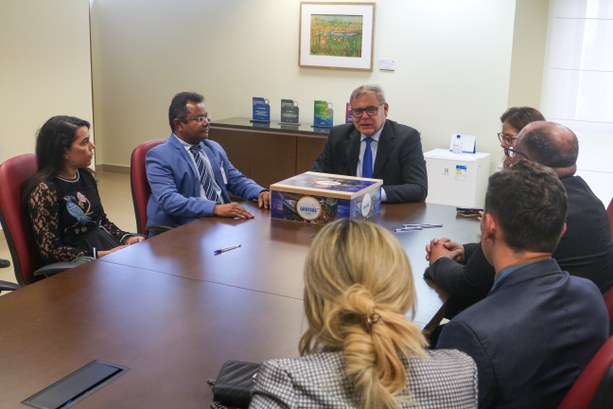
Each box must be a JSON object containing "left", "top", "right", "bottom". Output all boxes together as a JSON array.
[
  {"left": 313, "top": 100, "right": 333, "bottom": 128},
  {"left": 251, "top": 97, "right": 271, "bottom": 123},
  {"left": 280, "top": 99, "right": 300, "bottom": 125}
]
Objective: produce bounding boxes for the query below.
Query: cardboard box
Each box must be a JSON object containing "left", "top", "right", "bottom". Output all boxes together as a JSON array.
[{"left": 270, "top": 171, "right": 382, "bottom": 224}]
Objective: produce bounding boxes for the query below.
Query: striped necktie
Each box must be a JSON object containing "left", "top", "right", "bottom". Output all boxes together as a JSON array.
[{"left": 189, "top": 145, "right": 220, "bottom": 203}]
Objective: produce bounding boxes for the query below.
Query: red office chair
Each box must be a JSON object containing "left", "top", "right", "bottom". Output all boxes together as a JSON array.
[
  {"left": 130, "top": 139, "right": 164, "bottom": 236},
  {"left": 557, "top": 336, "right": 613, "bottom": 409},
  {"left": 0, "top": 154, "right": 74, "bottom": 285},
  {"left": 606, "top": 289, "right": 613, "bottom": 337},
  {"left": 607, "top": 197, "right": 613, "bottom": 237}
]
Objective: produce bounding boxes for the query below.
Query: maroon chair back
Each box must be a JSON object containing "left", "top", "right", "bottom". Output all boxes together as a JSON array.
[
  {"left": 130, "top": 139, "right": 164, "bottom": 236},
  {"left": 557, "top": 336, "right": 613, "bottom": 409},
  {"left": 606, "top": 289, "right": 613, "bottom": 336},
  {"left": 0, "top": 153, "right": 43, "bottom": 285},
  {"left": 607, "top": 199, "right": 613, "bottom": 236}
]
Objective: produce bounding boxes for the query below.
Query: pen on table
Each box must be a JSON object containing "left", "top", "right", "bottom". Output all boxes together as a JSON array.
[
  {"left": 395, "top": 226, "right": 422, "bottom": 232},
  {"left": 213, "top": 244, "right": 241, "bottom": 255},
  {"left": 403, "top": 223, "right": 443, "bottom": 228}
]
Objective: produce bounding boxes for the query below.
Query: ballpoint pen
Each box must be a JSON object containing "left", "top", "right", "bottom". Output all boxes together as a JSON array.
[
  {"left": 395, "top": 226, "right": 423, "bottom": 232},
  {"left": 213, "top": 244, "right": 242, "bottom": 255},
  {"left": 403, "top": 223, "right": 443, "bottom": 228}
]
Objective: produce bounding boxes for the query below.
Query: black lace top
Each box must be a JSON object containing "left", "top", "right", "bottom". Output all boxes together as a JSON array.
[{"left": 26, "top": 169, "right": 131, "bottom": 263}]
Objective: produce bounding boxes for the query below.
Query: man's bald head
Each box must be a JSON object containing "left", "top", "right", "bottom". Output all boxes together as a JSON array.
[{"left": 514, "top": 121, "right": 578, "bottom": 175}]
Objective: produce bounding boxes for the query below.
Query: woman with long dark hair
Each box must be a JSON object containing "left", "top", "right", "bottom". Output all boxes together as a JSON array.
[{"left": 24, "top": 115, "right": 143, "bottom": 264}]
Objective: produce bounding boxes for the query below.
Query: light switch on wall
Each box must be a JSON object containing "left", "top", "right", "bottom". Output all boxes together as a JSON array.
[{"left": 379, "top": 60, "right": 396, "bottom": 71}]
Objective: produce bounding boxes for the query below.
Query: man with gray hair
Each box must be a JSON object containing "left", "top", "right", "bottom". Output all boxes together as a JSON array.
[{"left": 311, "top": 84, "right": 427, "bottom": 203}]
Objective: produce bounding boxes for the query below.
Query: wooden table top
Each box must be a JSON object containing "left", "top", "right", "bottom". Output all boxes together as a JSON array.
[
  {"left": 0, "top": 263, "right": 304, "bottom": 408},
  {"left": 0, "top": 202, "right": 480, "bottom": 408},
  {"left": 100, "top": 201, "right": 480, "bottom": 324}
]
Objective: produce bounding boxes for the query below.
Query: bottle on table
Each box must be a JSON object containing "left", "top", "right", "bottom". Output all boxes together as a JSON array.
[{"left": 452, "top": 134, "right": 462, "bottom": 154}]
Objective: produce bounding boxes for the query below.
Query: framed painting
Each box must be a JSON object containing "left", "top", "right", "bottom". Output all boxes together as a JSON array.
[{"left": 299, "top": 2, "right": 375, "bottom": 71}]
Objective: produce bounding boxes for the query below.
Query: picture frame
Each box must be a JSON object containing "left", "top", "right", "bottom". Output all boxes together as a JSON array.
[{"left": 299, "top": 2, "right": 375, "bottom": 71}]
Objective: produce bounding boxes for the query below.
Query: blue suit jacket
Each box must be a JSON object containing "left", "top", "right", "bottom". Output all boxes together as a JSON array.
[
  {"left": 437, "top": 258, "right": 608, "bottom": 409},
  {"left": 311, "top": 119, "right": 427, "bottom": 203},
  {"left": 145, "top": 135, "right": 265, "bottom": 228}
]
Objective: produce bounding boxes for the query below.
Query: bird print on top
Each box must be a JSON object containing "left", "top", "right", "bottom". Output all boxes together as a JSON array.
[{"left": 63, "top": 191, "right": 93, "bottom": 234}]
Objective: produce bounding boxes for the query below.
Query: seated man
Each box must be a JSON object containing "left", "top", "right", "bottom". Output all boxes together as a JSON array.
[
  {"left": 311, "top": 84, "right": 427, "bottom": 203},
  {"left": 146, "top": 92, "right": 270, "bottom": 231},
  {"left": 437, "top": 160, "right": 608, "bottom": 409},
  {"left": 426, "top": 121, "right": 613, "bottom": 315}
]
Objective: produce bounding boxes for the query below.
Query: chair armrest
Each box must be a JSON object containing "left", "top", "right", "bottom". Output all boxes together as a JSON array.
[
  {"left": 33, "top": 262, "right": 79, "bottom": 277},
  {"left": 148, "top": 225, "right": 173, "bottom": 236},
  {"left": 0, "top": 280, "right": 20, "bottom": 291}
]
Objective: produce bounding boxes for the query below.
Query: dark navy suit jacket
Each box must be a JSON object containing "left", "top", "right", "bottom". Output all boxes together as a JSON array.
[
  {"left": 426, "top": 175, "right": 613, "bottom": 316},
  {"left": 311, "top": 119, "right": 427, "bottom": 203},
  {"left": 145, "top": 135, "right": 264, "bottom": 228},
  {"left": 437, "top": 258, "right": 608, "bottom": 409}
]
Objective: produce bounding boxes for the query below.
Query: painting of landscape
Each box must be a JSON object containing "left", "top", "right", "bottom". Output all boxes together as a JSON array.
[{"left": 309, "top": 14, "right": 363, "bottom": 58}]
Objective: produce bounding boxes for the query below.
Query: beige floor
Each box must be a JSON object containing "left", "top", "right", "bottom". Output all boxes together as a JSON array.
[{"left": 0, "top": 170, "right": 135, "bottom": 289}]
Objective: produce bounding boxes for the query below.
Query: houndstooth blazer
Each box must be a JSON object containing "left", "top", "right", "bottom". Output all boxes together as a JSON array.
[{"left": 249, "top": 349, "right": 477, "bottom": 408}]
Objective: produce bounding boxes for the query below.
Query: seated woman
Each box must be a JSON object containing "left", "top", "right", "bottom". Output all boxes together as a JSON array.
[
  {"left": 250, "top": 219, "right": 478, "bottom": 409},
  {"left": 24, "top": 115, "right": 143, "bottom": 264},
  {"left": 497, "top": 106, "right": 545, "bottom": 169}
]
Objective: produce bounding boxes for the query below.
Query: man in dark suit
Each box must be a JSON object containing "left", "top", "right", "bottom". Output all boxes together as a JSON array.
[
  {"left": 426, "top": 121, "right": 613, "bottom": 316},
  {"left": 437, "top": 160, "right": 608, "bottom": 409},
  {"left": 311, "top": 85, "right": 427, "bottom": 203},
  {"left": 146, "top": 92, "right": 270, "bottom": 231}
]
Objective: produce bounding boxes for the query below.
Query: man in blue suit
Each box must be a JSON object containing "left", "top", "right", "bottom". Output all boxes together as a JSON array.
[
  {"left": 437, "top": 160, "right": 608, "bottom": 409},
  {"left": 146, "top": 92, "right": 270, "bottom": 231}
]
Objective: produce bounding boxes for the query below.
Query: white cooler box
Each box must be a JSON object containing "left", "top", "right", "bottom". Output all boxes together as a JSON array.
[{"left": 424, "top": 149, "right": 491, "bottom": 208}]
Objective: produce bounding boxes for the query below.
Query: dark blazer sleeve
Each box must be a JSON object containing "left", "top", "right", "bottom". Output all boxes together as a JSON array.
[
  {"left": 376, "top": 121, "right": 427, "bottom": 203},
  {"left": 463, "top": 242, "right": 480, "bottom": 259},
  {"left": 310, "top": 133, "right": 334, "bottom": 174},
  {"left": 426, "top": 243, "right": 495, "bottom": 316},
  {"left": 437, "top": 320, "right": 497, "bottom": 408},
  {"left": 310, "top": 124, "right": 357, "bottom": 176}
]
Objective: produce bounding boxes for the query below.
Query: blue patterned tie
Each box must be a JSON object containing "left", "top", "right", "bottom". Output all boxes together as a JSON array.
[
  {"left": 362, "top": 137, "right": 373, "bottom": 178},
  {"left": 189, "top": 145, "right": 220, "bottom": 203}
]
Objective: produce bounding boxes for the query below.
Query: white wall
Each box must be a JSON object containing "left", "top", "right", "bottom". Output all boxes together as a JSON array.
[
  {"left": 0, "top": 0, "right": 93, "bottom": 163},
  {"left": 91, "top": 0, "right": 517, "bottom": 172},
  {"left": 508, "top": 0, "right": 549, "bottom": 108}
]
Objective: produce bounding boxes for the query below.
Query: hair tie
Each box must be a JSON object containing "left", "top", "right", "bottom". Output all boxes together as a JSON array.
[{"left": 364, "top": 311, "right": 381, "bottom": 333}]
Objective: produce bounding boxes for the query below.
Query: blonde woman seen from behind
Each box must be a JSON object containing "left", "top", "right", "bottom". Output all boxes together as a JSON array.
[{"left": 250, "top": 219, "right": 478, "bottom": 408}]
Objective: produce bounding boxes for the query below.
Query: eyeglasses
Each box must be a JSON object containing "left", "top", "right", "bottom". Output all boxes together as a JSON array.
[
  {"left": 497, "top": 132, "right": 517, "bottom": 146},
  {"left": 504, "top": 146, "right": 529, "bottom": 160},
  {"left": 351, "top": 103, "right": 384, "bottom": 117},
  {"left": 189, "top": 115, "right": 211, "bottom": 123}
]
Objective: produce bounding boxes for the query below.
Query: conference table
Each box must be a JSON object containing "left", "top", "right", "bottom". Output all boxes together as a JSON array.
[{"left": 0, "top": 202, "right": 480, "bottom": 408}]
